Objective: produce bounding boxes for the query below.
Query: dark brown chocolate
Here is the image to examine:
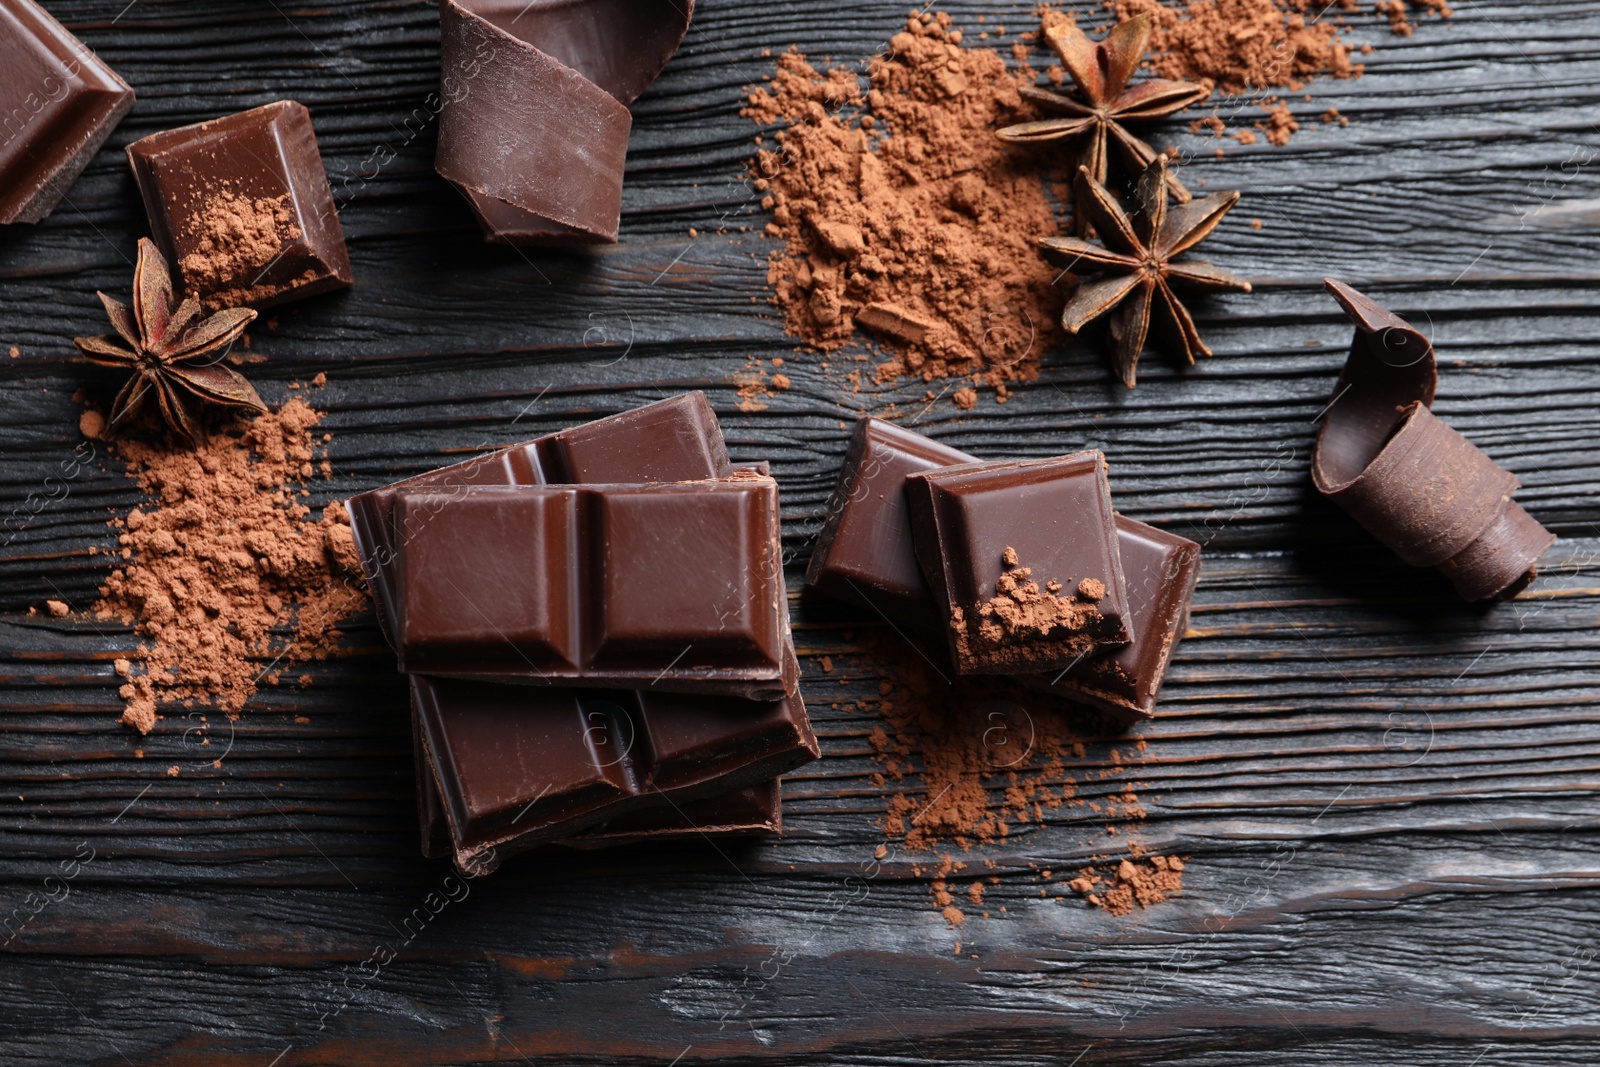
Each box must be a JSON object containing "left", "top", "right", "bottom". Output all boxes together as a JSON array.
[
  {"left": 810, "top": 418, "right": 1198, "bottom": 717},
  {"left": 435, "top": 0, "right": 693, "bottom": 244},
  {"left": 413, "top": 676, "right": 812, "bottom": 872},
  {"left": 1024, "top": 515, "right": 1199, "bottom": 723},
  {"left": 906, "top": 454, "right": 1131, "bottom": 675},
  {"left": 806, "top": 416, "right": 975, "bottom": 628},
  {"left": 391, "top": 478, "right": 787, "bottom": 698},
  {"left": 348, "top": 392, "right": 731, "bottom": 639},
  {"left": 126, "top": 101, "right": 352, "bottom": 309},
  {"left": 1313, "top": 281, "right": 1555, "bottom": 601},
  {"left": 0, "top": 0, "right": 134, "bottom": 225}
]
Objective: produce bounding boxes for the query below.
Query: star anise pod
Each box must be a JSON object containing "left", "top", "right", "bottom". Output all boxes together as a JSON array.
[
  {"left": 73, "top": 238, "right": 264, "bottom": 443},
  {"left": 1040, "top": 157, "right": 1251, "bottom": 388},
  {"left": 998, "top": 15, "right": 1208, "bottom": 233}
]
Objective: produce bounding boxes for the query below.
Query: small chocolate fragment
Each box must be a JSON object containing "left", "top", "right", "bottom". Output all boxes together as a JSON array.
[
  {"left": 1313, "top": 281, "right": 1555, "bottom": 601},
  {"left": 413, "top": 676, "right": 812, "bottom": 872},
  {"left": 348, "top": 392, "right": 732, "bottom": 641},
  {"left": 392, "top": 479, "right": 787, "bottom": 698},
  {"left": 435, "top": 0, "right": 694, "bottom": 244},
  {"left": 126, "top": 101, "right": 352, "bottom": 309},
  {"left": 906, "top": 454, "right": 1131, "bottom": 675},
  {"left": 0, "top": 0, "right": 134, "bottom": 225}
]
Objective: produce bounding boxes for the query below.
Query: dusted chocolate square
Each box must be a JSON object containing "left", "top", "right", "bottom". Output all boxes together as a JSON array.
[
  {"left": 395, "top": 487, "right": 579, "bottom": 674},
  {"left": 590, "top": 484, "right": 783, "bottom": 672},
  {"left": 126, "top": 100, "right": 352, "bottom": 309},
  {"left": 0, "top": 0, "right": 134, "bottom": 225},
  {"left": 906, "top": 454, "right": 1130, "bottom": 676},
  {"left": 1025, "top": 515, "right": 1199, "bottom": 722}
]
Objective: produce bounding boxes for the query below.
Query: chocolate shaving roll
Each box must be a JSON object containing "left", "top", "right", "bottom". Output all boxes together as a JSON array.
[
  {"left": 1313, "top": 280, "right": 1555, "bottom": 602},
  {"left": 436, "top": 0, "right": 694, "bottom": 244}
]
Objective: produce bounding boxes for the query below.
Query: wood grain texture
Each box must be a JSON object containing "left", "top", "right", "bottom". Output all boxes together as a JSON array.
[{"left": 2, "top": 0, "right": 1598, "bottom": 1063}]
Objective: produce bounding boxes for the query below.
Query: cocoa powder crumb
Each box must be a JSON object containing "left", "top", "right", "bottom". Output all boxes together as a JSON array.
[{"left": 93, "top": 398, "right": 362, "bottom": 733}]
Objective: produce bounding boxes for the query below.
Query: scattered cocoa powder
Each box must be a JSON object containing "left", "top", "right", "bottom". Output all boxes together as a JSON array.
[
  {"left": 745, "top": 12, "right": 1063, "bottom": 405},
  {"left": 91, "top": 397, "right": 362, "bottom": 733},
  {"left": 849, "top": 620, "right": 1180, "bottom": 922}
]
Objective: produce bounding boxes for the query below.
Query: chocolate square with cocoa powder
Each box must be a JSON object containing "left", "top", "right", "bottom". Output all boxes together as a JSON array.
[{"left": 126, "top": 100, "right": 352, "bottom": 309}]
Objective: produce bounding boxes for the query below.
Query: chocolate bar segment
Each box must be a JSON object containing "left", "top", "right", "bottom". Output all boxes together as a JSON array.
[
  {"left": 907, "top": 454, "right": 1130, "bottom": 675},
  {"left": 435, "top": 0, "right": 693, "bottom": 243},
  {"left": 126, "top": 101, "right": 352, "bottom": 309},
  {"left": 413, "top": 675, "right": 813, "bottom": 872},
  {"left": 560, "top": 782, "right": 781, "bottom": 850},
  {"left": 0, "top": 0, "right": 135, "bottom": 225},
  {"left": 348, "top": 392, "right": 731, "bottom": 640},
  {"left": 806, "top": 416, "right": 974, "bottom": 627},
  {"left": 1313, "top": 281, "right": 1554, "bottom": 601},
  {"left": 393, "top": 480, "right": 786, "bottom": 697},
  {"left": 1025, "top": 515, "right": 1199, "bottom": 722},
  {"left": 808, "top": 418, "right": 1197, "bottom": 718}
]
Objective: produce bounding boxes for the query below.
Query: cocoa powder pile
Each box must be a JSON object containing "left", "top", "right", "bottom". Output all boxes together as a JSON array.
[
  {"left": 180, "top": 188, "right": 304, "bottom": 308},
  {"left": 745, "top": 12, "right": 1064, "bottom": 399},
  {"left": 957, "top": 546, "right": 1107, "bottom": 670},
  {"left": 90, "top": 393, "right": 362, "bottom": 733}
]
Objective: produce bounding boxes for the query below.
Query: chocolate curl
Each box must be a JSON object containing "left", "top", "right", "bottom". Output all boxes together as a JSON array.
[
  {"left": 435, "top": 0, "right": 694, "bottom": 244},
  {"left": 1313, "top": 280, "right": 1555, "bottom": 601}
]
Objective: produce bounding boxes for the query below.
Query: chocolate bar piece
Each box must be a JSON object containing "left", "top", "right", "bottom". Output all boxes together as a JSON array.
[
  {"left": 1313, "top": 281, "right": 1555, "bottom": 601},
  {"left": 559, "top": 782, "right": 781, "bottom": 850},
  {"left": 126, "top": 101, "right": 352, "bottom": 309},
  {"left": 810, "top": 418, "right": 1196, "bottom": 717},
  {"left": 435, "top": 0, "right": 693, "bottom": 243},
  {"left": 413, "top": 710, "right": 781, "bottom": 860},
  {"left": 348, "top": 392, "right": 731, "bottom": 641},
  {"left": 0, "top": 0, "right": 134, "bottom": 225},
  {"left": 413, "top": 676, "right": 809, "bottom": 871},
  {"left": 806, "top": 416, "right": 974, "bottom": 628},
  {"left": 392, "top": 478, "right": 787, "bottom": 698},
  {"left": 907, "top": 454, "right": 1131, "bottom": 675},
  {"left": 1023, "top": 515, "right": 1199, "bottom": 722}
]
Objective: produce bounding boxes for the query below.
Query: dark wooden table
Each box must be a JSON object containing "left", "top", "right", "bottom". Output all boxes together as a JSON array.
[{"left": 3, "top": 1, "right": 1598, "bottom": 1063}]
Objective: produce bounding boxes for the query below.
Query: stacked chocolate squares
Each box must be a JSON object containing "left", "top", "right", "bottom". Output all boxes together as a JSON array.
[
  {"left": 348, "top": 394, "right": 818, "bottom": 874},
  {"left": 807, "top": 418, "right": 1201, "bottom": 725}
]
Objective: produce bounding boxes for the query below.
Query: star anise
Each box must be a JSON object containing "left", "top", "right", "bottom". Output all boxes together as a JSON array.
[
  {"left": 1040, "top": 157, "right": 1251, "bottom": 388},
  {"left": 998, "top": 14, "right": 1208, "bottom": 233},
  {"left": 74, "top": 238, "right": 264, "bottom": 443}
]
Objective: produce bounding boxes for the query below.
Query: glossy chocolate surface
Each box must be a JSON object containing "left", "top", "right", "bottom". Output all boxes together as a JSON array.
[
  {"left": 906, "top": 454, "right": 1131, "bottom": 674},
  {"left": 435, "top": 0, "right": 692, "bottom": 243},
  {"left": 413, "top": 676, "right": 811, "bottom": 871},
  {"left": 809, "top": 419, "right": 1197, "bottom": 718},
  {"left": 806, "top": 416, "right": 974, "bottom": 627},
  {"left": 348, "top": 392, "right": 731, "bottom": 638},
  {"left": 126, "top": 101, "right": 352, "bottom": 309},
  {"left": 392, "top": 479, "right": 787, "bottom": 697},
  {"left": 0, "top": 0, "right": 134, "bottom": 225}
]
